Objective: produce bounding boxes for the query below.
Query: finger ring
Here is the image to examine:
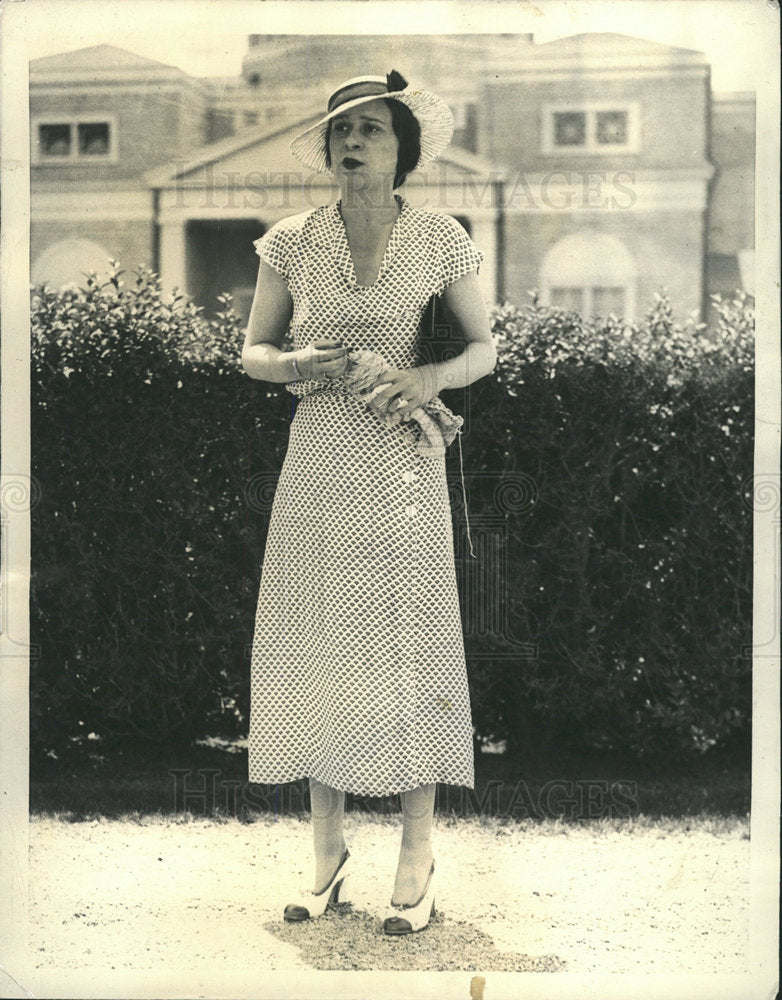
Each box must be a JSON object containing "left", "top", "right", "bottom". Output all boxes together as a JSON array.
[{"left": 397, "top": 398, "right": 409, "bottom": 408}]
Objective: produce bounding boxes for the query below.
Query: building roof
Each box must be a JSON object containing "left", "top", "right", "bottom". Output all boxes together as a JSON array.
[
  {"left": 491, "top": 31, "right": 709, "bottom": 76},
  {"left": 533, "top": 32, "right": 706, "bottom": 59},
  {"left": 29, "top": 44, "right": 195, "bottom": 85},
  {"left": 241, "top": 33, "right": 532, "bottom": 67},
  {"left": 238, "top": 34, "right": 535, "bottom": 94},
  {"left": 144, "top": 121, "right": 295, "bottom": 186}
]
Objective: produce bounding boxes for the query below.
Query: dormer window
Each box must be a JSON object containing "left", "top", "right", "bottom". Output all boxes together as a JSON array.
[
  {"left": 543, "top": 103, "right": 638, "bottom": 154},
  {"left": 34, "top": 117, "right": 116, "bottom": 164}
]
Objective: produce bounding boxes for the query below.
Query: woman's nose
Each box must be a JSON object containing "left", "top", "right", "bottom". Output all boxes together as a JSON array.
[{"left": 344, "top": 129, "right": 362, "bottom": 148}]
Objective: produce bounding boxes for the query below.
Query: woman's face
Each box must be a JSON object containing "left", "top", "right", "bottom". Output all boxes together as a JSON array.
[{"left": 328, "top": 99, "right": 399, "bottom": 187}]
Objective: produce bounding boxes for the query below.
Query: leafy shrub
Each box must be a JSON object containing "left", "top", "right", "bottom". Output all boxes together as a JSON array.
[
  {"left": 460, "top": 292, "right": 753, "bottom": 757},
  {"left": 31, "top": 265, "right": 286, "bottom": 755}
]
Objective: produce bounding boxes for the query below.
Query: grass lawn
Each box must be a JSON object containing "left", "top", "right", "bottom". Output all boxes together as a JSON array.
[{"left": 29, "top": 739, "right": 750, "bottom": 823}]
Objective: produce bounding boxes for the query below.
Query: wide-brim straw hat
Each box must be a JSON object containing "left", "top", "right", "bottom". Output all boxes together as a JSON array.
[{"left": 289, "top": 70, "right": 454, "bottom": 175}]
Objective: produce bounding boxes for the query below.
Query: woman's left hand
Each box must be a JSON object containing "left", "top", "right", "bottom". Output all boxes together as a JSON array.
[{"left": 363, "top": 366, "right": 440, "bottom": 425}]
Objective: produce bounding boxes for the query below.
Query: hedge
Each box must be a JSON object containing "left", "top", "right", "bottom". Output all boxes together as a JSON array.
[
  {"left": 459, "top": 292, "right": 752, "bottom": 757},
  {"left": 30, "top": 265, "right": 753, "bottom": 761}
]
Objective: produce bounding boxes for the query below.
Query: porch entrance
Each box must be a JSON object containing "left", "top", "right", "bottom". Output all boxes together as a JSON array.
[{"left": 185, "top": 219, "right": 264, "bottom": 324}]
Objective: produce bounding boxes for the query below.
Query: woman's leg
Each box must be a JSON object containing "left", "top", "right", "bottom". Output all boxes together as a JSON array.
[
  {"left": 392, "top": 782, "right": 436, "bottom": 905},
  {"left": 308, "top": 777, "right": 347, "bottom": 893}
]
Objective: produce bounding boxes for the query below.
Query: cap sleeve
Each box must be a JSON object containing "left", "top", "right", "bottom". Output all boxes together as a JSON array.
[
  {"left": 253, "top": 222, "right": 290, "bottom": 280},
  {"left": 434, "top": 214, "right": 484, "bottom": 296}
]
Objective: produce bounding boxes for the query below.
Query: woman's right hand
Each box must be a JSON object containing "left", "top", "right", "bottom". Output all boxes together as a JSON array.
[{"left": 295, "top": 339, "right": 348, "bottom": 380}]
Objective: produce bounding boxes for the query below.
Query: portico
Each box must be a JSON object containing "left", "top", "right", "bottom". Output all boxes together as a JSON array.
[{"left": 146, "top": 121, "right": 506, "bottom": 322}]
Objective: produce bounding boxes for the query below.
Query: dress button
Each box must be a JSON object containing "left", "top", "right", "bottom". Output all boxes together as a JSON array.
[
  {"left": 405, "top": 504, "right": 418, "bottom": 518},
  {"left": 402, "top": 470, "right": 417, "bottom": 484}
]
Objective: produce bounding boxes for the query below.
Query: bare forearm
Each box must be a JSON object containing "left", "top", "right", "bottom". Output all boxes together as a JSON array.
[
  {"left": 242, "top": 342, "right": 299, "bottom": 383},
  {"left": 424, "top": 340, "right": 497, "bottom": 395},
  {"left": 242, "top": 337, "right": 348, "bottom": 383}
]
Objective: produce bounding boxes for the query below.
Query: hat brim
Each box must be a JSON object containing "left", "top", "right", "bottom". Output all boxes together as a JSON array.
[{"left": 289, "top": 88, "right": 454, "bottom": 175}]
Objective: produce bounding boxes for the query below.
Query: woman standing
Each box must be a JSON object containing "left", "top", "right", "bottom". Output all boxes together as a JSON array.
[{"left": 242, "top": 71, "right": 496, "bottom": 935}]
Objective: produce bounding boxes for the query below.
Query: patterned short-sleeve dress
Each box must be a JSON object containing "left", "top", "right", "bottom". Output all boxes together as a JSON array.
[{"left": 247, "top": 194, "right": 482, "bottom": 796}]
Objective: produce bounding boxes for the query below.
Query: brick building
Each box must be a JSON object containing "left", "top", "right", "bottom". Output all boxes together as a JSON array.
[{"left": 29, "top": 33, "right": 754, "bottom": 324}]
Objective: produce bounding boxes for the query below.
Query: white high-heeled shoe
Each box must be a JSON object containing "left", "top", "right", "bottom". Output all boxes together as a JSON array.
[
  {"left": 382, "top": 859, "right": 436, "bottom": 935},
  {"left": 283, "top": 848, "right": 352, "bottom": 922}
]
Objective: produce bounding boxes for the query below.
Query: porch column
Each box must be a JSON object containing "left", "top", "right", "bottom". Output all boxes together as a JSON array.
[
  {"left": 159, "top": 218, "right": 187, "bottom": 299},
  {"left": 467, "top": 210, "right": 500, "bottom": 307}
]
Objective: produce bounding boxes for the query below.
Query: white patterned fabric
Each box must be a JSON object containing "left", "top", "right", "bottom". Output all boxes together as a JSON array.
[{"left": 247, "top": 195, "right": 482, "bottom": 796}]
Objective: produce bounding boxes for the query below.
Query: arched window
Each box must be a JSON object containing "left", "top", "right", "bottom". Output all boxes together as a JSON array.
[
  {"left": 540, "top": 231, "right": 637, "bottom": 320},
  {"left": 31, "top": 239, "right": 113, "bottom": 290}
]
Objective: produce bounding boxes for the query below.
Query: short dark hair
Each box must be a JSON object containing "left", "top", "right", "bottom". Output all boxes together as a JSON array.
[{"left": 324, "top": 98, "right": 422, "bottom": 189}]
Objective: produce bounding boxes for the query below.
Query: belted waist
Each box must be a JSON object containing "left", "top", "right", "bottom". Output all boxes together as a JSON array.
[{"left": 286, "top": 376, "right": 349, "bottom": 399}]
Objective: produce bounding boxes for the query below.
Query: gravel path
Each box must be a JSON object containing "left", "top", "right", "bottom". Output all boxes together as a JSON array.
[{"left": 24, "top": 812, "right": 749, "bottom": 983}]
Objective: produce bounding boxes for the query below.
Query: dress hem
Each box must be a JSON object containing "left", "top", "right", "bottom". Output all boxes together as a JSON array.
[{"left": 246, "top": 770, "right": 475, "bottom": 796}]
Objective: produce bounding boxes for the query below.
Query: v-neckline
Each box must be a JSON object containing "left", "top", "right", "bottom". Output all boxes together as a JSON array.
[{"left": 335, "top": 195, "right": 406, "bottom": 289}]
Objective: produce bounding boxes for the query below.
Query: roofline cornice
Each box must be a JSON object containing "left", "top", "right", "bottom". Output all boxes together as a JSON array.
[
  {"left": 488, "top": 63, "right": 709, "bottom": 83},
  {"left": 29, "top": 66, "right": 205, "bottom": 90}
]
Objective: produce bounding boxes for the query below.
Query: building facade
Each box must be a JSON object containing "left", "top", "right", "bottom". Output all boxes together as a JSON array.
[{"left": 29, "top": 34, "right": 755, "bottom": 324}]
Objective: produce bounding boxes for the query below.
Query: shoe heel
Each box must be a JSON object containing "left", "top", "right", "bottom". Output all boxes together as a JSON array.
[
  {"left": 332, "top": 871, "right": 351, "bottom": 905},
  {"left": 408, "top": 897, "right": 435, "bottom": 932},
  {"left": 283, "top": 849, "right": 351, "bottom": 922}
]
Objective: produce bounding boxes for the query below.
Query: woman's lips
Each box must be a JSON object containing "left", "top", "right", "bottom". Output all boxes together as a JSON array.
[{"left": 342, "top": 157, "right": 364, "bottom": 169}]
